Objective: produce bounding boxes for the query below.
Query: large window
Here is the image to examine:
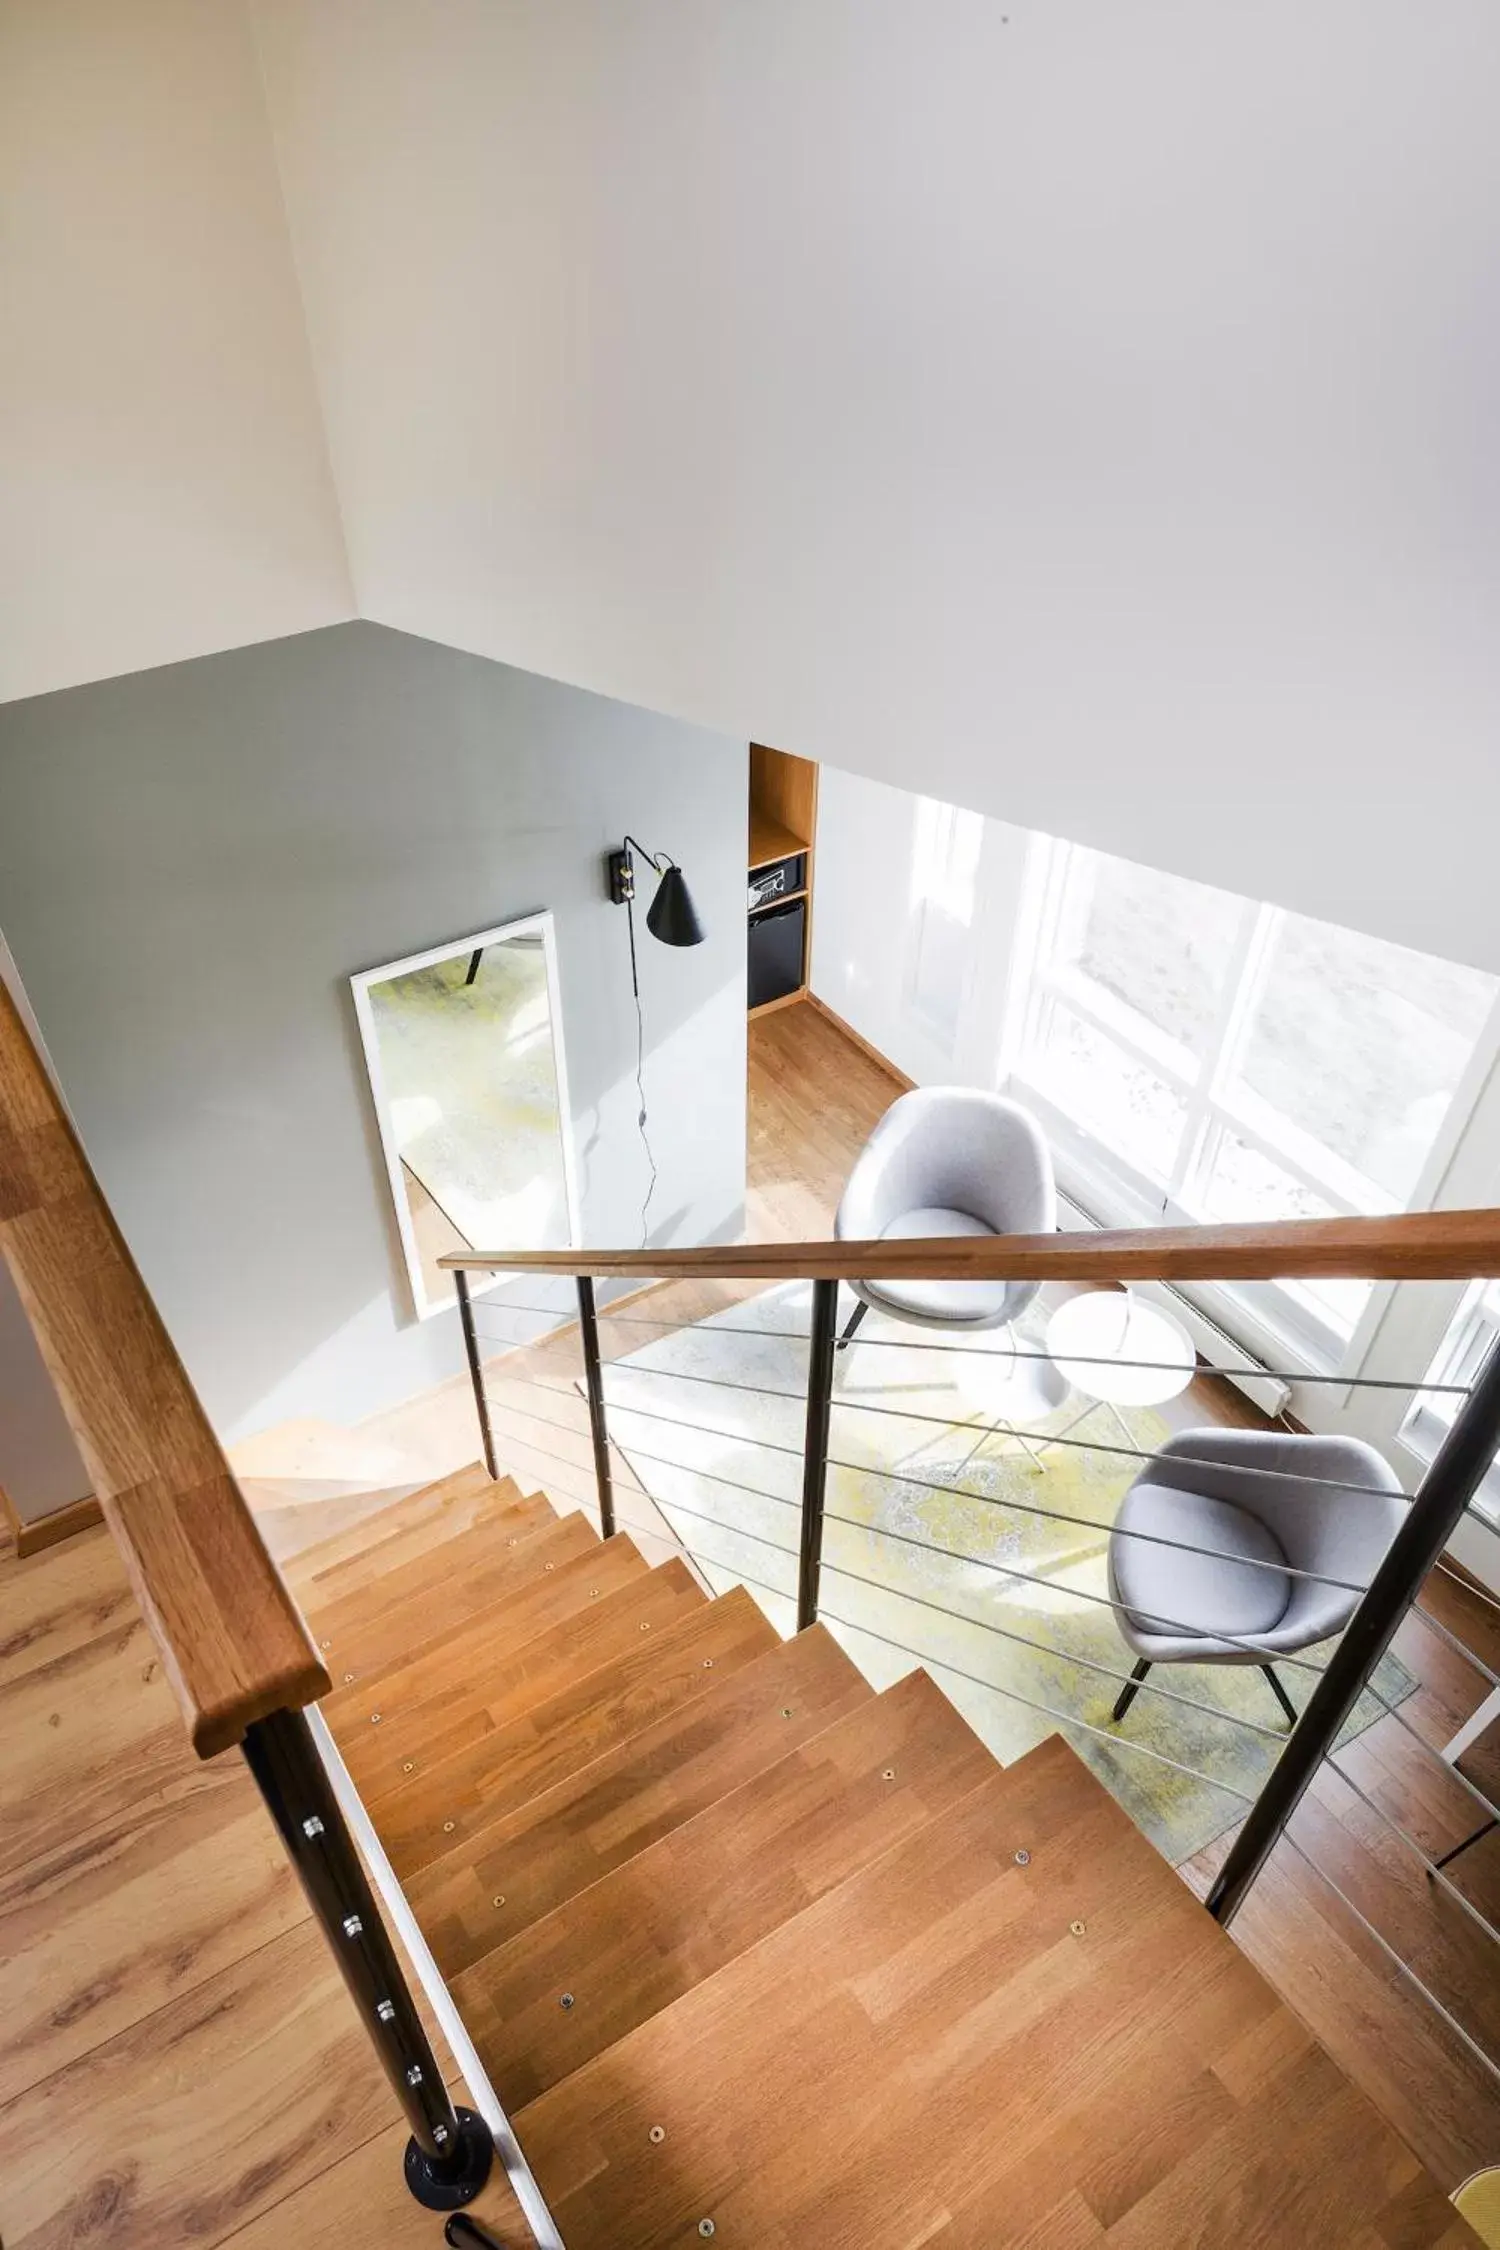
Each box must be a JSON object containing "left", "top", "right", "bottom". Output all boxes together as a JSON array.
[{"left": 1013, "top": 842, "right": 1499, "bottom": 1353}]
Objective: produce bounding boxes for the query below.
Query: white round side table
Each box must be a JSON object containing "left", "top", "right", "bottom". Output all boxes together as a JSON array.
[{"left": 1043, "top": 1289, "right": 1196, "bottom": 1458}]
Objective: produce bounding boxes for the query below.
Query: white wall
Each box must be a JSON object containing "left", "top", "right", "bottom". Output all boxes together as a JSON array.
[
  {"left": 811, "top": 764, "right": 1028, "bottom": 1089},
  {"left": 254, "top": 0, "right": 1500, "bottom": 975},
  {"left": 0, "top": 0, "right": 353, "bottom": 703}
]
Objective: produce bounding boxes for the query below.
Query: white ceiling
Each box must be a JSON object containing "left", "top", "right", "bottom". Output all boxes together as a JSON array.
[
  {"left": 0, "top": 0, "right": 353, "bottom": 705},
  {"left": 7, "top": 2, "right": 1500, "bottom": 967}
]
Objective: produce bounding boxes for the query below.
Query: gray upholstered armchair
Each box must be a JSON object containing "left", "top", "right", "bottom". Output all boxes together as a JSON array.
[
  {"left": 832, "top": 1087, "right": 1056, "bottom": 1348},
  {"left": 1107, "top": 1426, "right": 1406, "bottom": 1729}
]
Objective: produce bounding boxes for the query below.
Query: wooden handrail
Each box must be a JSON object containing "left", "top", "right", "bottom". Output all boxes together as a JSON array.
[
  {"left": 442, "top": 1205, "right": 1500, "bottom": 1285},
  {"left": 0, "top": 981, "right": 328, "bottom": 1757}
]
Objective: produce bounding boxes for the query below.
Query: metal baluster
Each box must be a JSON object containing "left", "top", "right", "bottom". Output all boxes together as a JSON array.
[
  {"left": 1207, "top": 1329, "right": 1500, "bottom": 1926},
  {"left": 797, "top": 1279, "right": 840, "bottom": 1630},
  {"left": 576, "top": 1275, "right": 617, "bottom": 1538},
  {"left": 455, "top": 1267, "right": 500, "bottom": 1481},
  {"left": 241, "top": 1709, "right": 494, "bottom": 2211}
]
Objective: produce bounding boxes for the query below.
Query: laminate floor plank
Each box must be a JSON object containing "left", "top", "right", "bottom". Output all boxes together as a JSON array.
[
  {"left": 0, "top": 1524, "right": 136, "bottom": 1689},
  {"left": 0, "top": 1763, "right": 303, "bottom": 2108},
  {"left": 0, "top": 1920, "right": 393, "bottom": 2250}
]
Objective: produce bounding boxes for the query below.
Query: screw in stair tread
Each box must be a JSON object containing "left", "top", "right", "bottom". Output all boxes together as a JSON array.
[
  {"left": 284, "top": 1459, "right": 500, "bottom": 1589},
  {"left": 291, "top": 1469, "right": 531, "bottom": 1610},
  {"left": 320, "top": 1531, "right": 652, "bottom": 1750},
  {"left": 371, "top": 1586, "right": 780, "bottom": 1883},
  {"left": 408, "top": 1623, "right": 871, "bottom": 1981},
  {"left": 339, "top": 1555, "right": 706, "bottom": 1806},
  {"left": 454, "top": 1667, "right": 1001, "bottom": 2110},
  {"left": 508, "top": 1734, "right": 1321, "bottom": 2250},
  {"left": 312, "top": 1509, "right": 596, "bottom": 1692}
]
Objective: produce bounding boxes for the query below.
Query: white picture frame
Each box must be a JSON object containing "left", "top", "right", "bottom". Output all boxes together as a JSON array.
[{"left": 351, "top": 910, "right": 580, "bottom": 1320}]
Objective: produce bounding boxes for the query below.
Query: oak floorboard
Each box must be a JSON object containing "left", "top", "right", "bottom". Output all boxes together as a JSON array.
[
  {"left": 0, "top": 1764, "right": 303, "bottom": 2108},
  {"left": 0, "top": 1919, "right": 394, "bottom": 2250},
  {"left": 0, "top": 1523, "right": 136, "bottom": 1689},
  {"left": 0, "top": 1613, "right": 218, "bottom": 1881}
]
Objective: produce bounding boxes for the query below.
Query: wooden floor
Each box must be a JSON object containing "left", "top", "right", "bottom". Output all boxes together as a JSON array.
[{"left": 2, "top": 996, "right": 1495, "bottom": 2247}]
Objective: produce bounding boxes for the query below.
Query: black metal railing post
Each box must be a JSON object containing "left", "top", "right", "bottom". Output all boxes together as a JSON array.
[
  {"left": 576, "top": 1276, "right": 617, "bottom": 1538},
  {"left": 798, "top": 1278, "right": 840, "bottom": 1630},
  {"left": 241, "top": 1708, "right": 494, "bottom": 2211},
  {"left": 1207, "top": 1329, "right": 1500, "bottom": 1927},
  {"left": 454, "top": 1267, "right": 500, "bottom": 1481}
]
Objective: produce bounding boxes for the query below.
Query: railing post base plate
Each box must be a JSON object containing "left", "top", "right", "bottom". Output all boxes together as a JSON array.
[{"left": 404, "top": 2107, "right": 494, "bottom": 2210}]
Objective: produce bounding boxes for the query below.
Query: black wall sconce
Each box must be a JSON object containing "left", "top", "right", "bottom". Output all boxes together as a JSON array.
[{"left": 606, "top": 836, "right": 705, "bottom": 964}]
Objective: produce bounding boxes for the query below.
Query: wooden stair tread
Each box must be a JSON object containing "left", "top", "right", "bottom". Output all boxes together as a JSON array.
[
  {"left": 304, "top": 1489, "right": 560, "bottom": 1641},
  {"left": 408, "top": 1623, "right": 869, "bottom": 1979},
  {"left": 284, "top": 1459, "right": 495, "bottom": 1590},
  {"left": 338, "top": 1555, "right": 704, "bottom": 1806},
  {"left": 458, "top": 1667, "right": 997, "bottom": 2108},
  {"left": 319, "top": 1531, "right": 651, "bottom": 1733},
  {"left": 511, "top": 1734, "right": 1455, "bottom": 2249},
  {"left": 373, "top": 1586, "right": 778, "bottom": 1880},
  {"left": 290, "top": 1468, "right": 526, "bottom": 1608},
  {"left": 313, "top": 1510, "right": 593, "bottom": 1691}
]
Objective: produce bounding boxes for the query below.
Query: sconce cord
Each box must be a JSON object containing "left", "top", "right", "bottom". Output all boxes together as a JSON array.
[{"left": 624, "top": 874, "right": 659, "bottom": 1250}]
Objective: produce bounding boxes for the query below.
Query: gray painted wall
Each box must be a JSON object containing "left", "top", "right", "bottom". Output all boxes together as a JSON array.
[
  {"left": 0, "top": 934, "right": 92, "bottom": 1523},
  {"left": 0, "top": 622, "right": 747, "bottom": 1443}
]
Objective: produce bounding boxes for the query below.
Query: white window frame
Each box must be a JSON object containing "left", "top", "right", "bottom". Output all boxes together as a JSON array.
[{"left": 1005, "top": 837, "right": 1500, "bottom": 1374}]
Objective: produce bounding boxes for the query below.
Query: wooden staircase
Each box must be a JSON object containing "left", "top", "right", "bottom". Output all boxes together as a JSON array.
[{"left": 286, "top": 1463, "right": 1478, "bottom": 2249}]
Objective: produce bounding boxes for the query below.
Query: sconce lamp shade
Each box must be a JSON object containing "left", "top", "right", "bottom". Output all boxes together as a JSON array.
[{"left": 646, "top": 863, "right": 705, "bottom": 948}]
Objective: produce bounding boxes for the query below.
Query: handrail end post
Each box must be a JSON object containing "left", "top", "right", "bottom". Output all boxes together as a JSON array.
[
  {"left": 798, "top": 1279, "right": 840, "bottom": 1631},
  {"left": 577, "top": 1275, "right": 617, "bottom": 1539},
  {"left": 454, "top": 1268, "right": 501, "bottom": 1483}
]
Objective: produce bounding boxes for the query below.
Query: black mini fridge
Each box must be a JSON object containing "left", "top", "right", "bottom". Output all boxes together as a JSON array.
[{"left": 747, "top": 896, "right": 806, "bottom": 1008}]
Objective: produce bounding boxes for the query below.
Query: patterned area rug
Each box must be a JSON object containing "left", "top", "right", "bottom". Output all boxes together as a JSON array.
[{"left": 599, "top": 1283, "right": 1415, "bottom": 1865}]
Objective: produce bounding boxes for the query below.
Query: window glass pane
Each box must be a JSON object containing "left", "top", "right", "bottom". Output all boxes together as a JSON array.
[
  {"left": 1063, "top": 852, "right": 1243, "bottom": 1051},
  {"left": 1027, "top": 1002, "right": 1186, "bottom": 1181},
  {"left": 1196, "top": 1129, "right": 1371, "bottom": 1333},
  {"left": 1232, "top": 916, "right": 1497, "bottom": 1201}
]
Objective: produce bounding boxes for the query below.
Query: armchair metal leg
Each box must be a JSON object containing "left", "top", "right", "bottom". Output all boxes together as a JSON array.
[
  {"left": 1261, "top": 1663, "right": 1299, "bottom": 1728},
  {"left": 836, "top": 1299, "right": 868, "bottom": 1351},
  {"left": 1112, "top": 1658, "right": 1151, "bottom": 1723}
]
